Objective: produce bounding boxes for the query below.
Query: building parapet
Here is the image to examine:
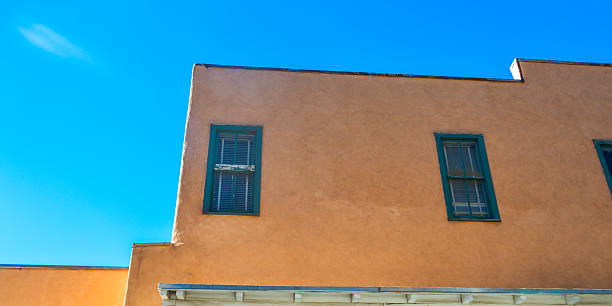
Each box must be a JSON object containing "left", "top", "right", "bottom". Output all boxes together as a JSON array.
[{"left": 0, "top": 264, "right": 128, "bottom": 270}]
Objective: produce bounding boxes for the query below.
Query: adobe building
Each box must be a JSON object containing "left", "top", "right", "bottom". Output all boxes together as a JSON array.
[{"left": 1, "top": 58, "right": 612, "bottom": 306}]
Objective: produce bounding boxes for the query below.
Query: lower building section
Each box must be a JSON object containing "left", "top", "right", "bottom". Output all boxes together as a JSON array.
[
  {"left": 0, "top": 264, "right": 128, "bottom": 306},
  {"left": 124, "top": 242, "right": 612, "bottom": 306}
]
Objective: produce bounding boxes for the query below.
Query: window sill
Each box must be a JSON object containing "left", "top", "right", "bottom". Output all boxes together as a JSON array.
[{"left": 448, "top": 217, "right": 501, "bottom": 222}]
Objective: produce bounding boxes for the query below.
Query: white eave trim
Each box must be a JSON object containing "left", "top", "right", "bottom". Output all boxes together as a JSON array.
[{"left": 158, "top": 284, "right": 612, "bottom": 305}]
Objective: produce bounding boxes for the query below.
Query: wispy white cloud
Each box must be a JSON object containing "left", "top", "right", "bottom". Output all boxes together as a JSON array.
[{"left": 18, "top": 24, "right": 88, "bottom": 60}]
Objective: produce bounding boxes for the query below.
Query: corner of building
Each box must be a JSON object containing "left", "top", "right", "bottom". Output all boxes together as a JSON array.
[{"left": 123, "top": 242, "right": 177, "bottom": 306}]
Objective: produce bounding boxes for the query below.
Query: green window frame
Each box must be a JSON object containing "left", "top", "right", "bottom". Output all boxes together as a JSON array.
[
  {"left": 594, "top": 139, "right": 612, "bottom": 197},
  {"left": 434, "top": 133, "right": 500, "bottom": 221},
  {"left": 203, "top": 124, "right": 262, "bottom": 216}
]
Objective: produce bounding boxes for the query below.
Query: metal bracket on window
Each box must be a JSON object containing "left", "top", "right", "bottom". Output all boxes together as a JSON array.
[{"left": 214, "top": 164, "right": 255, "bottom": 172}]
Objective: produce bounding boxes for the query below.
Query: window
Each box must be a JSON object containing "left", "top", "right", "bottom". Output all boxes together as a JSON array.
[
  {"left": 435, "top": 133, "right": 500, "bottom": 221},
  {"left": 594, "top": 139, "right": 612, "bottom": 196},
  {"left": 203, "top": 125, "right": 262, "bottom": 215}
]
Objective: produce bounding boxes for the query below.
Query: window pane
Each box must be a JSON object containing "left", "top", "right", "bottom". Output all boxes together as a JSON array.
[
  {"left": 461, "top": 143, "right": 482, "bottom": 177},
  {"left": 235, "top": 134, "right": 256, "bottom": 166},
  {"left": 211, "top": 172, "right": 235, "bottom": 212},
  {"left": 215, "top": 133, "right": 235, "bottom": 164},
  {"left": 210, "top": 172, "right": 253, "bottom": 212},
  {"left": 444, "top": 143, "right": 464, "bottom": 176},
  {"left": 466, "top": 180, "right": 489, "bottom": 217},
  {"left": 603, "top": 149, "right": 612, "bottom": 173},
  {"left": 232, "top": 173, "right": 254, "bottom": 212},
  {"left": 449, "top": 179, "right": 470, "bottom": 216},
  {"left": 211, "top": 172, "right": 254, "bottom": 213}
]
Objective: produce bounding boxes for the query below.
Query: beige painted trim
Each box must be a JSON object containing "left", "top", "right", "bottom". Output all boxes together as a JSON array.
[{"left": 157, "top": 288, "right": 612, "bottom": 305}]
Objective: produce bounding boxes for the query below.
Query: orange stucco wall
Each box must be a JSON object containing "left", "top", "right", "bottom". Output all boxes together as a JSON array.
[
  {"left": 124, "top": 60, "right": 612, "bottom": 305},
  {"left": 0, "top": 266, "right": 127, "bottom": 306}
]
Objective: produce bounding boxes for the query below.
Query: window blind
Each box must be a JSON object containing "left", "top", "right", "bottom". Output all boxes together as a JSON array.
[
  {"left": 210, "top": 132, "right": 256, "bottom": 213},
  {"left": 443, "top": 141, "right": 489, "bottom": 217}
]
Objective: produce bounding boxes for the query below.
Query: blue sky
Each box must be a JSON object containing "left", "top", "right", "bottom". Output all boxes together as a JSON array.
[{"left": 1, "top": 0, "right": 611, "bottom": 266}]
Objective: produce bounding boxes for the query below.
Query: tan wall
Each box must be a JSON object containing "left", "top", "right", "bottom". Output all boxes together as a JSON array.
[
  {"left": 125, "top": 60, "right": 612, "bottom": 305},
  {"left": 0, "top": 266, "right": 127, "bottom": 306}
]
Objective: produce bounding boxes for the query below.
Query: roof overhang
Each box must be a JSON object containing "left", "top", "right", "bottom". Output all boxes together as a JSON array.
[{"left": 158, "top": 284, "right": 612, "bottom": 305}]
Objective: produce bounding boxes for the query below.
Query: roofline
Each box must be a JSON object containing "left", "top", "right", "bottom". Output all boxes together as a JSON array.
[
  {"left": 0, "top": 264, "right": 128, "bottom": 270},
  {"left": 517, "top": 58, "right": 612, "bottom": 67},
  {"left": 132, "top": 242, "right": 171, "bottom": 247},
  {"left": 196, "top": 58, "right": 612, "bottom": 83},
  {"left": 196, "top": 64, "right": 521, "bottom": 83},
  {"left": 158, "top": 283, "right": 612, "bottom": 295}
]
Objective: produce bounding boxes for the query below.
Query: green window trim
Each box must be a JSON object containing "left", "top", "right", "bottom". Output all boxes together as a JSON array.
[
  {"left": 434, "top": 133, "right": 501, "bottom": 222},
  {"left": 594, "top": 139, "right": 612, "bottom": 197},
  {"left": 203, "top": 124, "right": 262, "bottom": 216}
]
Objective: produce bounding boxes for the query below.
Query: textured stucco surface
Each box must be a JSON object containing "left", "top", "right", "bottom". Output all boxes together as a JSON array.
[
  {"left": 0, "top": 267, "right": 127, "bottom": 305},
  {"left": 124, "top": 61, "right": 612, "bottom": 306}
]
